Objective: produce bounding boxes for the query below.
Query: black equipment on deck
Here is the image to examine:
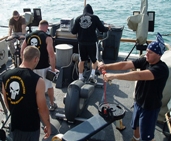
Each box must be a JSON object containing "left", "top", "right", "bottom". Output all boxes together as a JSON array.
[
  {"left": 58, "top": 107, "right": 125, "bottom": 141},
  {"left": 53, "top": 70, "right": 125, "bottom": 141},
  {"left": 124, "top": 10, "right": 155, "bottom": 61},
  {"left": 23, "top": 8, "right": 42, "bottom": 33},
  {"left": 5, "top": 35, "right": 25, "bottom": 68},
  {"left": 133, "top": 11, "right": 155, "bottom": 32}
]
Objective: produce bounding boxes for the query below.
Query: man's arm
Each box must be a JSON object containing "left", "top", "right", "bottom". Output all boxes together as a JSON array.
[
  {"left": 8, "top": 25, "right": 13, "bottom": 36},
  {"left": 21, "top": 17, "right": 26, "bottom": 35},
  {"left": 36, "top": 78, "right": 51, "bottom": 139},
  {"left": 46, "top": 37, "right": 56, "bottom": 71},
  {"left": 71, "top": 18, "right": 79, "bottom": 34},
  {"left": 20, "top": 39, "right": 27, "bottom": 59},
  {"left": 2, "top": 83, "right": 9, "bottom": 110},
  {"left": 21, "top": 24, "right": 26, "bottom": 35},
  {"left": 104, "top": 70, "right": 154, "bottom": 82},
  {"left": 96, "top": 16, "right": 109, "bottom": 32},
  {"left": 8, "top": 18, "right": 13, "bottom": 36},
  {"left": 99, "top": 61, "right": 135, "bottom": 71},
  {"left": 99, "top": 61, "right": 154, "bottom": 81}
]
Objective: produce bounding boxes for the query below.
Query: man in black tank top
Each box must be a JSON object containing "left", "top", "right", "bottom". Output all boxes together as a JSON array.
[
  {"left": 21, "top": 20, "right": 58, "bottom": 111},
  {"left": 2, "top": 46, "right": 51, "bottom": 141}
]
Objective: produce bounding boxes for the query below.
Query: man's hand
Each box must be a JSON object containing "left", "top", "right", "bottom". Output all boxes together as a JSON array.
[
  {"left": 98, "top": 61, "right": 104, "bottom": 67},
  {"left": 104, "top": 24, "right": 111, "bottom": 30},
  {"left": 98, "top": 62, "right": 105, "bottom": 72},
  {"left": 104, "top": 73, "right": 114, "bottom": 83},
  {"left": 43, "top": 126, "right": 51, "bottom": 139},
  {"left": 52, "top": 68, "right": 59, "bottom": 73}
]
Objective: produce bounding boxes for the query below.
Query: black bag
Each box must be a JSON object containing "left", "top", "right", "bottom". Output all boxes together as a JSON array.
[
  {"left": 0, "top": 129, "right": 6, "bottom": 141},
  {"left": 46, "top": 69, "right": 59, "bottom": 82}
]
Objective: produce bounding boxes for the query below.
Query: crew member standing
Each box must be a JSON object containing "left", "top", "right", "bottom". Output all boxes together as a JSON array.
[
  {"left": 8, "top": 10, "right": 26, "bottom": 57},
  {"left": 2, "top": 46, "right": 51, "bottom": 141},
  {"left": 21, "top": 20, "right": 57, "bottom": 111},
  {"left": 99, "top": 33, "right": 169, "bottom": 141},
  {"left": 71, "top": 4, "right": 110, "bottom": 83}
]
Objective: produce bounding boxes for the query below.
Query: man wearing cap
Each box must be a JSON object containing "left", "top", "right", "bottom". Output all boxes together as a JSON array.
[
  {"left": 7, "top": 10, "right": 26, "bottom": 58},
  {"left": 98, "top": 33, "right": 169, "bottom": 141}
]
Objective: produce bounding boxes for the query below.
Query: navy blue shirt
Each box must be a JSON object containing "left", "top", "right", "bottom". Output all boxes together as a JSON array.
[{"left": 71, "top": 4, "right": 108, "bottom": 43}]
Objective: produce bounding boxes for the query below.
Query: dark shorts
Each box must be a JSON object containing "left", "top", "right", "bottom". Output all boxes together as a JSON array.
[
  {"left": 131, "top": 102, "right": 160, "bottom": 141},
  {"left": 78, "top": 42, "right": 98, "bottom": 63},
  {"left": 12, "top": 129, "right": 40, "bottom": 141}
]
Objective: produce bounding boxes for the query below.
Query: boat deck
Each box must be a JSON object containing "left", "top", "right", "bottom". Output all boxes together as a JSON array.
[{"left": 0, "top": 53, "right": 168, "bottom": 141}]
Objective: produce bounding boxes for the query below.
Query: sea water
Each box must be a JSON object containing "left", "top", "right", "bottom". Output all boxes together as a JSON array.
[{"left": 0, "top": 0, "right": 171, "bottom": 54}]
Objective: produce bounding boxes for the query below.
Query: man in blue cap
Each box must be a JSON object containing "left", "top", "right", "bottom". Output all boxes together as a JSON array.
[{"left": 98, "top": 33, "right": 169, "bottom": 141}]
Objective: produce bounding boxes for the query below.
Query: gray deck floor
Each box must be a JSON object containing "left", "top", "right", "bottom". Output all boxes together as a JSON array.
[{"left": 0, "top": 53, "right": 168, "bottom": 141}]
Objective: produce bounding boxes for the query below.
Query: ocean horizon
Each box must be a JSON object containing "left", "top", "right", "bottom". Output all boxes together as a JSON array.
[{"left": 0, "top": 0, "right": 171, "bottom": 54}]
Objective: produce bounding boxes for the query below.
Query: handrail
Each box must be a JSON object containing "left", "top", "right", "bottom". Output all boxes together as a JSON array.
[
  {"left": 1, "top": 35, "right": 170, "bottom": 50},
  {"left": 0, "top": 36, "right": 8, "bottom": 42},
  {"left": 120, "top": 38, "right": 171, "bottom": 50},
  {"left": 120, "top": 38, "right": 152, "bottom": 43},
  {"left": 5, "top": 35, "right": 25, "bottom": 42}
]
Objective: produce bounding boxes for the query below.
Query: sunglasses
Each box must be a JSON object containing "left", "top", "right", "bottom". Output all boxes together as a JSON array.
[{"left": 13, "top": 16, "right": 19, "bottom": 19}]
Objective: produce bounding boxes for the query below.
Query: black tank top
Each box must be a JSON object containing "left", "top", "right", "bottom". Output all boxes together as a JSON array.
[
  {"left": 2, "top": 68, "right": 40, "bottom": 131},
  {"left": 26, "top": 30, "right": 51, "bottom": 69}
]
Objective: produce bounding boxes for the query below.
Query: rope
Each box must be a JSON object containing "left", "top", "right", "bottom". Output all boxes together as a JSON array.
[
  {"left": 57, "top": 53, "right": 79, "bottom": 81},
  {"left": 102, "top": 69, "right": 107, "bottom": 104},
  {"left": 72, "top": 53, "right": 79, "bottom": 62},
  {"left": 71, "top": 53, "right": 79, "bottom": 80},
  {"left": 60, "top": 53, "right": 79, "bottom": 68},
  {"left": 72, "top": 61, "right": 79, "bottom": 80}
]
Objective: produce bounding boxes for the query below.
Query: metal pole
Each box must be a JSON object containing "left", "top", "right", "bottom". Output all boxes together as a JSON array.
[
  {"left": 84, "top": 0, "right": 86, "bottom": 7},
  {"left": 0, "top": 25, "right": 8, "bottom": 28}
]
